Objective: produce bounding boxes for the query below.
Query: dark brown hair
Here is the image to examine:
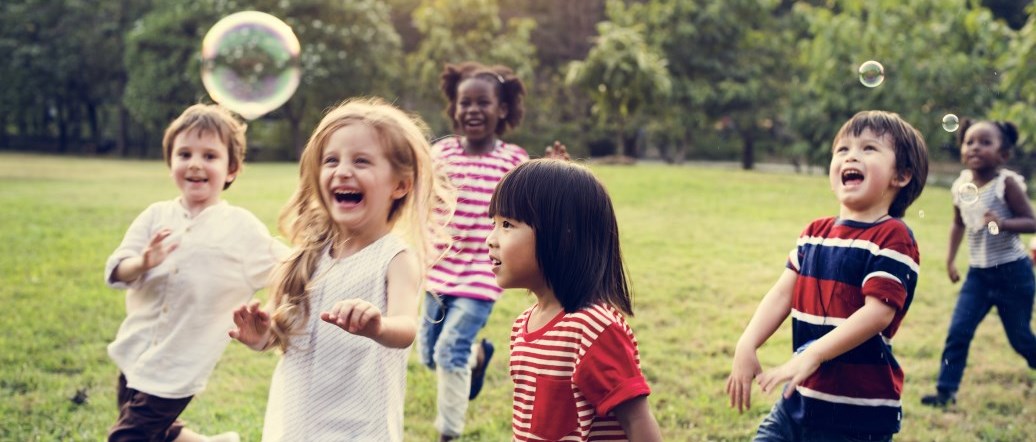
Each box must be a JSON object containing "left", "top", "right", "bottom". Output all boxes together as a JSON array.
[
  {"left": 833, "top": 110, "right": 929, "bottom": 218},
  {"left": 440, "top": 61, "right": 526, "bottom": 136}
]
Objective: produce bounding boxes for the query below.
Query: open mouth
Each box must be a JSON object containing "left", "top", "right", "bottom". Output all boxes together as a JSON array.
[
  {"left": 186, "top": 177, "right": 208, "bottom": 184},
  {"left": 841, "top": 168, "right": 864, "bottom": 185},
  {"left": 334, "top": 190, "right": 363, "bottom": 204}
]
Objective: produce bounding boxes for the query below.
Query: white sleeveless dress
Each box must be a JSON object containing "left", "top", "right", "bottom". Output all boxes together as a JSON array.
[{"left": 262, "top": 234, "right": 410, "bottom": 442}]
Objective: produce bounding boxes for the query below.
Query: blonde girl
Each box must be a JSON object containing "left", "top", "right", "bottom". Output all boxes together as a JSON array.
[{"left": 229, "top": 97, "right": 452, "bottom": 441}]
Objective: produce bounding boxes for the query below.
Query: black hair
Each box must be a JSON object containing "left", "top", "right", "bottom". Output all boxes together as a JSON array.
[
  {"left": 440, "top": 61, "right": 526, "bottom": 136},
  {"left": 955, "top": 117, "right": 1020, "bottom": 156},
  {"left": 488, "top": 159, "right": 633, "bottom": 315},
  {"left": 833, "top": 110, "right": 929, "bottom": 218}
]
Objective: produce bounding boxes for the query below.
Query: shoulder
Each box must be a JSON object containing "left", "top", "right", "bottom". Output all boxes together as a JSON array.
[
  {"left": 565, "top": 304, "right": 628, "bottom": 335},
  {"left": 497, "top": 141, "right": 529, "bottom": 163},
  {"left": 218, "top": 203, "right": 269, "bottom": 230},
  {"left": 998, "top": 169, "right": 1027, "bottom": 196},
  {"left": 799, "top": 216, "right": 837, "bottom": 237}
]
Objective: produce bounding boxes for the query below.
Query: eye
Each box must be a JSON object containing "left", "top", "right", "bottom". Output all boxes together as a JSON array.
[
  {"left": 322, "top": 156, "right": 338, "bottom": 166},
  {"left": 864, "top": 145, "right": 878, "bottom": 151},
  {"left": 834, "top": 146, "right": 848, "bottom": 153},
  {"left": 501, "top": 220, "right": 513, "bottom": 229},
  {"left": 204, "top": 153, "right": 217, "bottom": 160}
]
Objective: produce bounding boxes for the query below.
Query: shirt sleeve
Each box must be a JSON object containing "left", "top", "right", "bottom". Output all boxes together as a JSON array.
[
  {"left": 861, "top": 229, "right": 919, "bottom": 312},
  {"left": 572, "top": 323, "right": 651, "bottom": 416},
  {"left": 104, "top": 205, "right": 157, "bottom": 289},
  {"left": 239, "top": 212, "right": 291, "bottom": 292}
]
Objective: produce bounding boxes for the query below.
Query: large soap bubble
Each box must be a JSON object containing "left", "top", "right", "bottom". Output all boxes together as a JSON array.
[{"left": 201, "top": 11, "right": 301, "bottom": 120}]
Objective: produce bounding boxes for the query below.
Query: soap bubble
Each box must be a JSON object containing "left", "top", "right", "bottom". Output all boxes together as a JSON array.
[
  {"left": 957, "top": 183, "right": 979, "bottom": 205},
  {"left": 858, "top": 60, "right": 884, "bottom": 88},
  {"left": 201, "top": 11, "right": 301, "bottom": 120},
  {"left": 942, "top": 114, "right": 959, "bottom": 132},
  {"left": 987, "top": 221, "right": 999, "bottom": 235}
]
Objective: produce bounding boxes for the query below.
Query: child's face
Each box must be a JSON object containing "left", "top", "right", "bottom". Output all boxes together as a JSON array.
[
  {"left": 170, "top": 129, "right": 234, "bottom": 212},
  {"left": 829, "top": 128, "right": 908, "bottom": 218},
  {"left": 960, "top": 121, "right": 1007, "bottom": 171},
  {"left": 486, "top": 216, "right": 543, "bottom": 291},
  {"left": 454, "top": 78, "right": 507, "bottom": 145},
  {"left": 319, "top": 124, "right": 411, "bottom": 235}
]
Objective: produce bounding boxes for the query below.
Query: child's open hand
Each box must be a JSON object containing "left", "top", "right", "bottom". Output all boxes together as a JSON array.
[
  {"left": 321, "top": 299, "right": 383, "bottom": 339},
  {"left": 726, "top": 349, "right": 762, "bottom": 413},
  {"left": 757, "top": 351, "right": 823, "bottom": 399},
  {"left": 142, "top": 228, "right": 177, "bottom": 270},
  {"left": 544, "top": 140, "right": 571, "bottom": 160},
  {"left": 229, "top": 300, "right": 272, "bottom": 351}
]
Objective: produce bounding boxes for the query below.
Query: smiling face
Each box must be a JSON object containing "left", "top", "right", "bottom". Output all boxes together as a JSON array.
[
  {"left": 170, "top": 129, "right": 235, "bottom": 214},
  {"left": 319, "top": 124, "right": 411, "bottom": 238},
  {"left": 486, "top": 215, "right": 545, "bottom": 293},
  {"left": 454, "top": 77, "right": 507, "bottom": 149},
  {"left": 829, "top": 128, "right": 910, "bottom": 221},
  {"left": 960, "top": 121, "right": 1007, "bottom": 174}
]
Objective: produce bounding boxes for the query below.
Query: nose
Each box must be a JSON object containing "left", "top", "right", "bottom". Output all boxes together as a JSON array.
[
  {"left": 486, "top": 227, "right": 498, "bottom": 248},
  {"left": 333, "top": 162, "right": 354, "bottom": 178}
]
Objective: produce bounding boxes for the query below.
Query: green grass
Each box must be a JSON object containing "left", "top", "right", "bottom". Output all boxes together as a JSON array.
[{"left": 2, "top": 152, "right": 1034, "bottom": 441}]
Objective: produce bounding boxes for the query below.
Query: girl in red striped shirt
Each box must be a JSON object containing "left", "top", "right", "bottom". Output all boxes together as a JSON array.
[{"left": 487, "top": 159, "right": 662, "bottom": 442}]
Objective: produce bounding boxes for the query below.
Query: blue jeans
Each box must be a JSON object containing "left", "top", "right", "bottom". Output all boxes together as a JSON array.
[
  {"left": 418, "top": 293, "right": 494, "bottom": 436},
  {"left": 755, "top": 398, "right": 892, "bottom": 442},
  {"left": 936, "top": 257, "right": 1036, "bottom": 393}
]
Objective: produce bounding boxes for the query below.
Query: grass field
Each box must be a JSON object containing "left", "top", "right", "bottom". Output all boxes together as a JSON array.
[{"left": 1, "top": 152, "right": 1034, "bottom": 441}]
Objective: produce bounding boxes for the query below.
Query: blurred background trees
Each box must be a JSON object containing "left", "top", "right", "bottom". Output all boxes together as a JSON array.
[{"left": 2, "top": 0, "right": 1036, "bottom": 173}]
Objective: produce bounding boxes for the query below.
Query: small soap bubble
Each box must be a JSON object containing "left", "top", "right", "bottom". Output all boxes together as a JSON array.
[
  {"left": 918, "top": 210, "right": 925, "bottom": 219},
  {"left": 987, "top": 221, "right": 999, "bottom": 235},
  {"left": 958, "top": 182, "right": 979, "bottom": 205},
  {"left": 201, "top": 11, "right": 302, "bottom": 120},
  {"left": 942, "top": 114, "right": 959, "bottom": 132},
  {"left": 858, "top": 60, "right": 885, "bottom": 88}
]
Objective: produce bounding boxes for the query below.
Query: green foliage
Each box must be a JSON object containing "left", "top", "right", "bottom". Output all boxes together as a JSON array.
[{"left": 565, "top": 20, "right": 671, "bottom": 156}]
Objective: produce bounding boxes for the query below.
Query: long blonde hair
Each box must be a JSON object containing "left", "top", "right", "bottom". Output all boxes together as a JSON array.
[{"left": 269, "top": 97, "right": 454, "bottom": 352}]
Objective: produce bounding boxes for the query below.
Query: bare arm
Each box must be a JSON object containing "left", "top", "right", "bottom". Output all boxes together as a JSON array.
[
  {"left": 991, "top": 175, "right": 1036, "bottom": 234},
  {"left": 726, "top": 268, "right": 796, "bottom": 412},
  {"left": 947, "top": 206, "right": 965, "bottom": 283},
  {"left": 321, "top": 250, "right": 421, "bottom": 348},
  {"left": 757, "top": 296, "right": 896, "bottom": 397},
  {"left": 612, "top": 396, "right": 662, "bottom": 442}
]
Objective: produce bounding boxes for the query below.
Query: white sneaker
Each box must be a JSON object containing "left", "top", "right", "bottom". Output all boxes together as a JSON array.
[{"left": 205, "top": 432, "right": 241, "bottom": 442}]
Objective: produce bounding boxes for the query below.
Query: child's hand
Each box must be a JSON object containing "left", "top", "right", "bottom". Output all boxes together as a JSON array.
[
  {"left": 947, "top": 262, "right": 961, "bottom": 283},
  {"left": 982, "top": 210, "right": 1001, "bottom": 227},
  {"left": 757, "top": 351, "right": 822, "bottom": 399},
  {"left": 321, "top": 299, "right": 383, "bottom": 339},
  {"left": 726, "top": 348, "right": 762, "bottom": 413},
  {"left": 544, "top": 140, "right": 571, "bottom": 160},
  {"left": 229, "top": 301, "right": 272, "bottom": 351},
  {"left": 142, "top": 228, "right": 178, "bottom": 270}
]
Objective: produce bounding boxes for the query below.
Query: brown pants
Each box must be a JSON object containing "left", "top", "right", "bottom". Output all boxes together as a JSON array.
[{"left": 108, "top": 373, "right": 192, "bottom": 442}]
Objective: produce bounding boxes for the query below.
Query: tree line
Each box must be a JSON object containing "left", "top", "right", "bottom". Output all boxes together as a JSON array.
[{"left": 2, "top": 0, "right": 1035, "bottom": 173}]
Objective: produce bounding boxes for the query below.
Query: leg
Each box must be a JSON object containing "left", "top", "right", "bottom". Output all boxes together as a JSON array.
[
  {"left": 109, "top": 374, "right": 191, "bottom": 442},
  {"left": 432, "top": 296, "right": 494, "bottom": 438},
  {"left": 419, "top": 291, "right": 447, "bottom": 370},
  {"left": 993, "top": 259, "right": 1036, "bottom": 369},
  {"left": 754, "top": 398, "right": 800, "bottom": 442},
  {"left": 934, "top": 269, "right": 994, "bottom": 394}
]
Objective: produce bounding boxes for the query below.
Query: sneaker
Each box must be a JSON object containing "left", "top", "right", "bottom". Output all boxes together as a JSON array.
[
  {"left": 469, "top": 338, "right": 495, "bottom": 400},
  {"left": 920, "top": 390, "right": 956, "bottom": 407}
]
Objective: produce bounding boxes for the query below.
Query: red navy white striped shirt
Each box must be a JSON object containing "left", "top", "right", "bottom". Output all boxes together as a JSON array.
[
  {"left": 510, "top": 304, "right": 651, "bottom": 441},
  {"left": 427, "top": 137, "right": 527, "bottom": 301}
]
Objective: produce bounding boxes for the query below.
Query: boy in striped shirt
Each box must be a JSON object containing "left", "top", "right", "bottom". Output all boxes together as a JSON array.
[{"left": 726, "top": 111, "right": 929, "bottom": 441}]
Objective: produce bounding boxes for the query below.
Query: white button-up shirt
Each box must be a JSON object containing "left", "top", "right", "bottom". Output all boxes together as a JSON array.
[{"left": 105, "top": 198, "right": 289, "bottom": 398}]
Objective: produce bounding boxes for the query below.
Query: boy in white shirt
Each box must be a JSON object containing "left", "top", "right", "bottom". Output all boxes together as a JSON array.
[{"left": 104, "top": 104, "right": 288, "bottom": 442}]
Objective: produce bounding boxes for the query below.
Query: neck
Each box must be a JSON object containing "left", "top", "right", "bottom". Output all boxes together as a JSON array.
[
  {"left": 180, "top": 197, "right": 219, "bottom": 219},
  {"left": 970, "top": 167, "right": 1000, "bottom": 185},
  {"left": 839, "top": 206, "right": 891, "bottom": 224},
  {"left": 463, "top": 136, "right": 497, "bottom": 154},
  {"left": 330, "top": 224, "right": 391, "bottom": 259}
]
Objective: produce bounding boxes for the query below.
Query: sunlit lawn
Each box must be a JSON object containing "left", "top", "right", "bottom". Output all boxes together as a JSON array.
[{"left": 1, "top": 152, "right": 1033, "bottom": 441}]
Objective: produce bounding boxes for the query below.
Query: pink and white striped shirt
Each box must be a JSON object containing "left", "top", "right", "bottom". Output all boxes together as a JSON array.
[{"left": 427, "top": 136, "right": 528, "bottom": 301}]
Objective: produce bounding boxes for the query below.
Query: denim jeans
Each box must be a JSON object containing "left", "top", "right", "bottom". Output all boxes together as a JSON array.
[
  {"left": 755, "top": 398, "right": 893, "bottom": 442},
  {"left": 418, "top": 293, "right": 494, "bottom": 436},
  {"left": 936, "top": 257, "right": 1036, "bottom": 393}
]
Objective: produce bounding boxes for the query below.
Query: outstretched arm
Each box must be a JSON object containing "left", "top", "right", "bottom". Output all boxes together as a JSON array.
[
  {"left": 947, "top": 206, "right": 965, "bottom": 283},
  {"left": 726, "top": 268, "right": 796, "bottom": 413},
  {"left": 321, "top": 250, "right": 421, "bottom": 348},
  {"left": 757, "top": 296, "right": 895, "bottom": 397},
  {"left": 612, "top": 396, "right": 662, "bottom": 442}
]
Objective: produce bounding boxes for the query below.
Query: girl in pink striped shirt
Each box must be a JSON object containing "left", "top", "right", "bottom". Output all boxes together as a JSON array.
[
  {"left": 419, "top": 61, "right": 530, "bottom": 441},
  {"left": 487, "top": 159, "right": 662, "bottom": 442}
]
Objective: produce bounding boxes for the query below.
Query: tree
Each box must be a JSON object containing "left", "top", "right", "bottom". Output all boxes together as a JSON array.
[{"left": 565, "top": 21, "right": 670, "bottom": 158}]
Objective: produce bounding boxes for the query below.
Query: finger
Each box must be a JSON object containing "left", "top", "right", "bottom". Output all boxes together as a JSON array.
[
  {"left": 783, "top": 379, "right": 800, "bottom": 399},
  {"left": 742, "top": 383, "right": 751, "bottom": 411}
]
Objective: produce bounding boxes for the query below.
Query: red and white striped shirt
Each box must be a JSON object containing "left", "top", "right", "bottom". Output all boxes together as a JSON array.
[
  {"left": 427, "top": 137, "right": 528, "bottom": 301},
  {"left": 510, "top": 304, "right": 651, "bottom": 441}
]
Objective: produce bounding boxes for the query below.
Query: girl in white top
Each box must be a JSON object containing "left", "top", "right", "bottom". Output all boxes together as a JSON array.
[{"left": 229, "top": 97, "right": 453, "bottom": 441}]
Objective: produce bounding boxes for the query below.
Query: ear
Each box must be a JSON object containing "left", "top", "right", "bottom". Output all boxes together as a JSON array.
[
  {"left": 392, "top": 177, "right": 413, "bottom": 200},
  {"left": 227, "top": 163, "right": 239, "bottom": 185},
  {"left": 892, "top": 170, "right": 912, "bottom": 188}
]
